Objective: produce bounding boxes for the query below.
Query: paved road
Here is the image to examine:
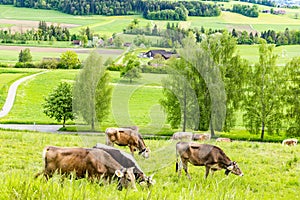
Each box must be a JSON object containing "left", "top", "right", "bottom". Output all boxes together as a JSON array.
[{"left": 0, "top": 71, "right": 48, "bottom": 118}]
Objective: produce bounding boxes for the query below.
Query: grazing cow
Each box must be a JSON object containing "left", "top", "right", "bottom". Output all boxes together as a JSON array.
[
  {"left": 176, "top": 142, "right": 243, "bottom": 179},
  {"left": 35, "top": 146, "right": 137, "bottom": 191},
  {"left": 282, "top": 138, "right": 298, "bottom": 146},
  {"left": 94, "top": 143, "right": 155, "bottom": 187},
  {"left": 192, "top": 133, "right": 211, "bottom": 141},
  {"left": 216, "top": 137, "right": 232, "bottom": 142},
  {"left": 105, "top": 127, "right": 150, "bottom": 158},
  {"left": 171, "top": 132, "right": 193, "bottom": 141}
]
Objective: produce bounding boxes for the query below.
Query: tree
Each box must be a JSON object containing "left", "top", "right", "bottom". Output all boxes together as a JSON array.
[
  {"left": 59, "top": 50, "right": 81, "bottom": 69},
  {"left": 284, "top": 57, "right": 300, "bottom": 137},
  {"left": 160, "top": 58, "right": 200, "bottom": 131},
  {"left": 113, "top": 35, "right": 123, "bottom": 48},
  {"left": 19, "top": 48, "right": 32, "bottom": 62},
  {"left": 243, "top": 40, "right": 284, "bottom": 140},
  {"left": 120, "top": 53, "right": 141, "bottom": 83},
  {"left": 43, "top": 82, "right": 75, "bottom": 127},
  {"left": 73, "top": 50, "right": 112, "bottom": 130}
]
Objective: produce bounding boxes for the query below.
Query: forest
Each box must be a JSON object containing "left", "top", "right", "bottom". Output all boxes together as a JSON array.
[{"left": 0, "top": 0, "right": 221, "bottom": 18}]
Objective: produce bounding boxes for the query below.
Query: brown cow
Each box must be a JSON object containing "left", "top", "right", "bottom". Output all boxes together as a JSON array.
[
  {"left": 192, "top": 133, "right": 211, "bottom": 141},
  {"left": 171, "top": 132, "right": 193, "bottom": 141},
  {"left": 105, "top": 127, "right": 150, "bottom": 158},
  {"left": 216, "top": 137, "right": 231, "bottom": 142},
  {"left": 282, "top": 139, "right": 298, "bottom": 146},
  {"left": 35, "top": 146, "right": 137, "bottom": 191},
  {"left": 176, "top": 142, "right": 243, "bottom": 179}
]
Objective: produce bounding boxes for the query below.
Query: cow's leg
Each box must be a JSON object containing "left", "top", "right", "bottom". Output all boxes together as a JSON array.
[
  {"left": 205, "top": 166, "right": 210, "bottom": 178},
  {"left": 177, "top": 159, "right": 183, "bottom": 177},
  {"left": 182, "top": 160, "right": 191, "bottom": 180},
  {"left": 105, "top": 136, "right": 114, "bottom": 146},
  {"left": 129, "top": 145, "right": 135, "bottom": 157}
]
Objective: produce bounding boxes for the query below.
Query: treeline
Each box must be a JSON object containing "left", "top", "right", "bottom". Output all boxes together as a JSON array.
[
  {"left": 232, "top": 4, "right": 259, "bottom": 17},
  {"left": 240, "top": 0, "right": 276, "bottom": 7},
  {"left": 0, "top": 0, "right": 221, "bottom": 18},
  {"left": 232, "top": 28, "right": 300, "bottom": 45},
  {"left": 0, "top": 21, "right": 71, "bottom": 44},
  {"left": 145, "top": 6, "right": 188, "bottom": 21}
]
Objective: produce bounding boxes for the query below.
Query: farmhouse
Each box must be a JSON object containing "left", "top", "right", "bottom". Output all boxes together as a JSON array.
[{"left": 143, "top": 49, "right": 178, "bottom": 60}]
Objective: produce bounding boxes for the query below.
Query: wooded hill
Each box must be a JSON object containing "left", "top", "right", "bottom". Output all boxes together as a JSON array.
[{"left": 0, "top": 0, "right": 220, "bottom": 19}]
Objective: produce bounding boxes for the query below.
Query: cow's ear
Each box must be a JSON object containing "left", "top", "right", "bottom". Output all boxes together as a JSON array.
[
  {"left": 115, "top": 170, "right": 124, "bottom": 177},
  {"left": 227, "top": 165, "right": 234, "bottom": 171}
]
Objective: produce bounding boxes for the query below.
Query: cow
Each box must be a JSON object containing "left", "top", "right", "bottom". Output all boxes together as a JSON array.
[
  {"left": 192, "top": 133, "right": 211, "bottom": 141},
  {"left": 93, "top": 143, "right": 155, "bottom": 187},
  {"left": 35, "top": 146, "right": 137, "bottom": 191},
  {"left": 105, "top": 127, "right": 150, "bottom": 158},
  {"left": 216, "top": 137, "right": 232, "bottom": 142},
  {"left": 282, "top": 138, "right": 298, "bottom": 146},
  {"left": 175, "top": 142, "right": 243, "bottom": 179},
  {"left": 171, "top": 132, "right": 193, "bottom": 141}
]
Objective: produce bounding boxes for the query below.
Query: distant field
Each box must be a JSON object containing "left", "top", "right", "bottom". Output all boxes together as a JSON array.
[
  {"left": 0, "top": 46, "right": 124, "bottom": 64},
  {"left": 237, "top": 44, "right": 300, "bottom": 65},
  {"left": 1, "top": 5, "right": 300, "bottom": 36}
]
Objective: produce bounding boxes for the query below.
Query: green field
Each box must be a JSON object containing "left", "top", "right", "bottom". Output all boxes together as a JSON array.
[
  {"left": 1, "top": 4, "right": 300, "bottom": 36},
  {"left": 0, "top": 70, "right": 167, "bottom": 133},
  {"left": 1, "top": 130, "right": 299, "bottom": 199},
  {"left": 0, "top": 68, "right": 44, "bottom": 108}
]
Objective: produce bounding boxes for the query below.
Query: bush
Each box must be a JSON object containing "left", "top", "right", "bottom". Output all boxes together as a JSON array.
[
  {"left": 14, "top": 62, "right": 36, "bottom": 68},
  {"left": 37, "top": 59, "right": 59, "bottom": 69},
  {"left": 141, "top": 65, "right": 167, "bottom": 74},
  {"left": 107, "top": 63, "right": 123, "bottom": 71}
]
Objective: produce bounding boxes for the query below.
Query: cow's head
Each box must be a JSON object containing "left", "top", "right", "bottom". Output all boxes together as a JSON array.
[
  {"left": 139, "top": 174, "right": 156, "bottom": 187},
  {"left": 139, "top": 147, "right": 150, "bottom": 159},
  {"left": 225, "top": 161, "right": 243, "bottom": 176},
  {"left": 115, "top": 167, "right": 137, "bottom": 191}
]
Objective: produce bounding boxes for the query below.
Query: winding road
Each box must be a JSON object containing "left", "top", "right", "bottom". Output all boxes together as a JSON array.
[{"left": 0, "top": 71, "right": 62, "bottom": 132}]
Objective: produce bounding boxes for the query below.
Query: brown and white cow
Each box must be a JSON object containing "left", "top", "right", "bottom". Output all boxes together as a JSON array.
[
  {"left": 94, "top": 143, "right": 156, "bottom": 187},
  {"left": 171, "top": 132, "right": 193, "bottom": 141},
  {"left": 192, "top": 133, "right": 211, "bottom": 141},
  {"left": 105, "top": 127, "right": 150, "bottom": 158},
  {"left": 282, "top": 138, "right": 298, "bottom": 146},
  {"left": 216, "top": 137, "right": 232, "bottom": 142},
  {"left": 176, "top": 142, "right": 243, "bottom": 179},
  {"left": 35, "top": 146, "right": 137, "bottom": 190}
]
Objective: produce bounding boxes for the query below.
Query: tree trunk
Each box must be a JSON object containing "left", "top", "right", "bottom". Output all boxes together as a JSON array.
[
  {"left": 210, "top": 118, "right": 215, "bottom": 138},
  {"left": 182, "top": 89, "right": 187, "bottom": 132},
  {"left": 63, "top": 116, "right": 66, "bottom": 127},
  {"left": 261, "top": 121, "right": 265, "bottom": 140}
]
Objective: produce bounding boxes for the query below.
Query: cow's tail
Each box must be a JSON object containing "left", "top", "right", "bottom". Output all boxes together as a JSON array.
[
  {"left": 175, "top": 146, "right": 179, "bottom": 172},
  {"left": 35, "top": 147, "right": 49, "bottom": 179}
]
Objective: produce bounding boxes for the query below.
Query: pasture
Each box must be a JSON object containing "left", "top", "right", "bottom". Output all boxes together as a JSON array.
[
  {"left": 0, "top": 68, "right": 43, "bottom": 108},
  {"left": 1, "top": 4, "right": 300, "bottom": 36},
  {"left": 0, "top": 69, "right": 167, "bottom": 133},
  {"left": 0, "top": 130, "right": 299, "bottom": 199}
]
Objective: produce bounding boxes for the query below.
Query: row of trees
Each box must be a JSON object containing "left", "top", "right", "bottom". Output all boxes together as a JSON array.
[
  {"left": 160, "top": 32, "right": 300, "bottom": 139},
  {"left": 42, "top": 33, "right": 300, "bottom": 139},
  {"left": 0, "top": 21, "right": 71, "bottom": 44},
  {"left": 240, "top": 0, "right": 276, "bottom": 7},
  {"left": 1, "top": 0, "right": 221, "bottom": 18},
  {"left": 232, "top": 4, "right": 259, "bottom": 17},
  {"left": 145, "top": 6, "right": 188, "bottom": 21}
]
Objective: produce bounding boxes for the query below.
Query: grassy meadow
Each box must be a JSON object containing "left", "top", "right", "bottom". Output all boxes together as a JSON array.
[
  {"left": 1, "top": 130, "right": 300, "bottom": 199},
  {"left": 0, "top": 68, "right": 44, "bottom": 108},
  {"left": 0, "top": 69, "right": 167, "bottom": 133}
]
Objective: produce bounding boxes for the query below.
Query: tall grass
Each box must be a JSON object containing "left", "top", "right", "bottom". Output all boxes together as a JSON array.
[{"left": 1, "top": 130, "right": 299, "bottom": 199}]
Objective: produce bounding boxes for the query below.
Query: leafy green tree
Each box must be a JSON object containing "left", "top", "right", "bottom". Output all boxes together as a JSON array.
[
  {"left": 59, "top": 50, "right": 81, "bottom": 69},
  {"left": 120, "top": 53, "right": 141, "bottom": 83},
  {"left": 160, "top": 58, "right": 199, "bottom": 131},
  {"left": 113, "top": 36, "right": 123, "bottom": 48},
  {"left": 43, "top": 82, "right": 75, "bottom": 127},
  {"left": 73, "top": 50, "right": 111, "bottom": 130},
  {"left": 243, "top": 40, "right": 284, "bottom": 139},
  {"left": 18, "top": 48, "right": 32, "bottom": 63},
  {"left": 284, "top": 57, "right": 300, "bottom": 137}
]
